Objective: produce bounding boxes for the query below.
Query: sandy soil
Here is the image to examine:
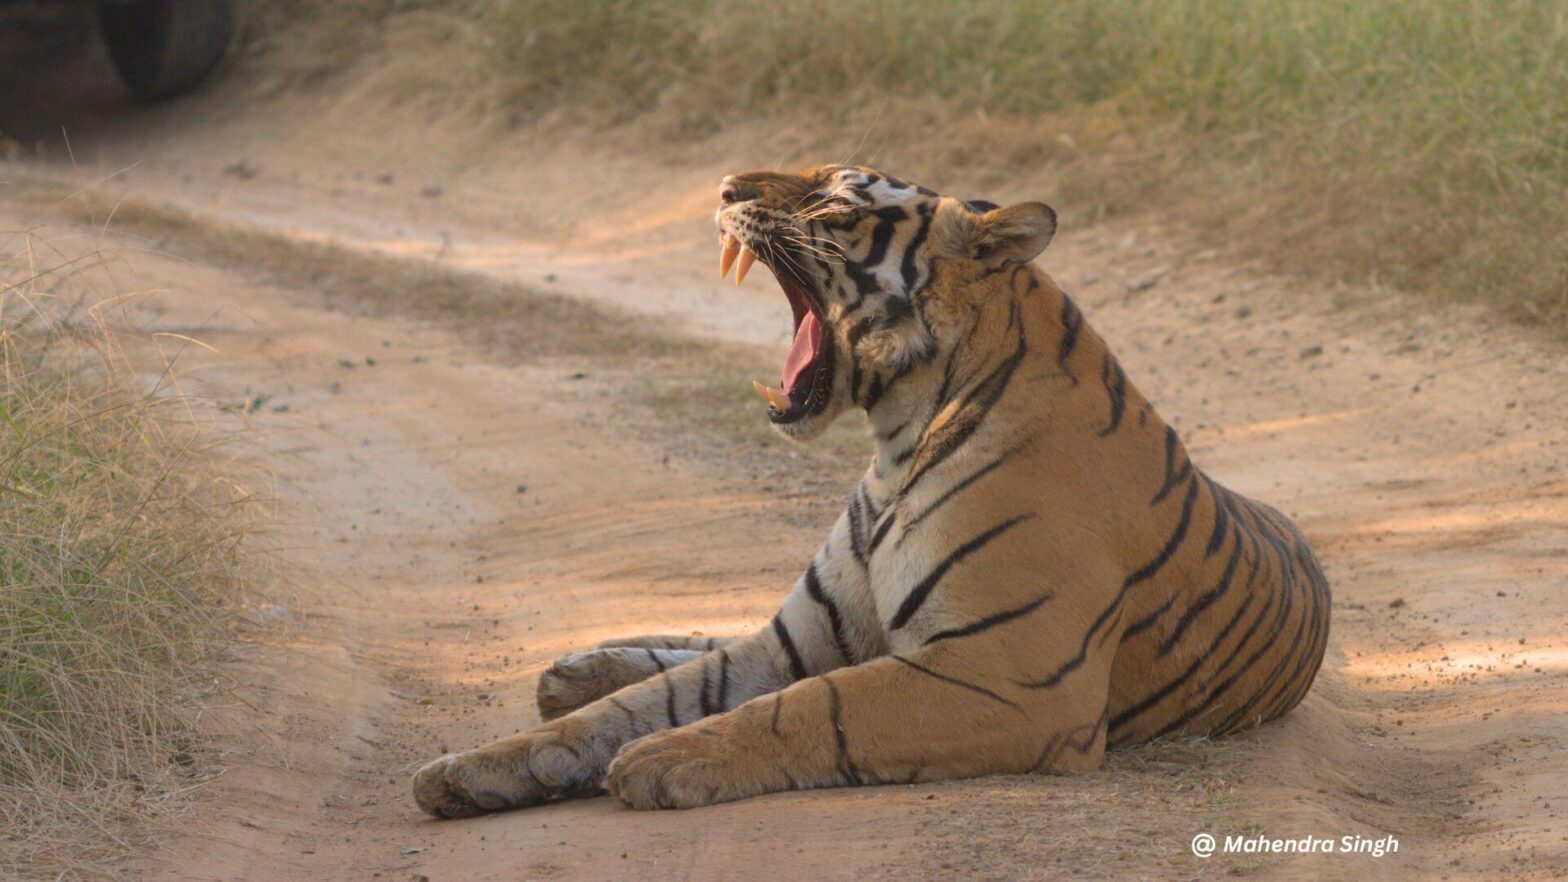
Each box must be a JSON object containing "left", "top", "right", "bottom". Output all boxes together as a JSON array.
[{"left": 4, "top": 44, "right": 1567, "bottom": 881}]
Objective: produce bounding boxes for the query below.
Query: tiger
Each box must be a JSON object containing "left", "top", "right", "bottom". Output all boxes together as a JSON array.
[{"left": 413, "top": 165, "right": 1331, "bottom": 816}]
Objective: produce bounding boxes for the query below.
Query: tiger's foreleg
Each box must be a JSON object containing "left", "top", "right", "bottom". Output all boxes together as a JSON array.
[
  {"left": 413, "top": 516, "right": 876, "bottom": 818},
  {"left": 537, "top": 647, "right": 707, "bottom": 721},
  {"left": 537, "top": 636, "right": 743, "bottom": 719},
  {"left": 605, "top": 643, "right": 1114, "bottom": 810}
]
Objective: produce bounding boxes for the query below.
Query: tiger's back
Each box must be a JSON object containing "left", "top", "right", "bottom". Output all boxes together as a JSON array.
[{"left": 856, "top": 252, "right": 1331, "bottom": 762}]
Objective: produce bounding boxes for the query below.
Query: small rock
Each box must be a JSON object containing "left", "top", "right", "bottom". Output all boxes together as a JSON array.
[
  {"left": 421, "top": 183, "right": 444, "bottom": 199},
  {"left": 224, "top": 159, "right": 259, "bottom": 180},
  {"left": 1298, "top": 344, "right": 1324, "bottom": 360},
  {"left": 376, "top": 171, "right": 395, "bottom": 184},
  {"left": 1234, "top": 305, "right": 1252, "bottom": 319},
  {"left": 1388, "top": 597, "right": 1406, "bottom": 609}
]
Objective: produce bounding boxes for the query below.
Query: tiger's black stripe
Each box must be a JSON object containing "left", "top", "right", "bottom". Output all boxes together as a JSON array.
[
  {"left": 1123, "top": 474, "right": 1200, "bottom": 587},
  {"left": 1203, "top": 479, "right": 1234, "bottom": 557},
  {"left": 772, "top": 616, "right": 809, "bottom": 681},
  {"left": 899, "top": 204, "right": 934, "bottom": 296},
  {"left": 867, "top": 511, "right": 898, "bottom": 555},
  {"left": 1157, "top": 525, "right": 1244, "bottom": 655},
  {"left": 1260, "top": 589, "right": 1329, "bottom": 722},
  {"left": 846, "top": 491, "right": 869, "bottom": 567},
  {"left": 1057, "top": 294, "right": 1084, "bottom": 385},
  {"left": 698, "top": 659, "right": 714, "bottom": 717},
  {"left": 889, "top": 514, "right": 1034, "bottom": 631},
  {"left": 663, "top": 673, "right": 680, "bottom": 728},
  {"left": 876, "top": 419, "right": 909, "bottom": 443},
  {"left": 1120, "top": 595, "right": 1177, "bottom": 642},
  {"left": 891, "top": 655, "right": 1020, "bottom": 710},
  {"left": 1119, "top": 521, "right": 1270, "bottom": 733},
  {"left": 644, "top": 648, "right": 667, "bottom": 672},
  {"left": 862, "top": 373, "right": 886, "bottom": 412},
  {"left": 896, "top": 444, "right": 1023, "bottom": 546},
  {"left": 1231, "top": 543, "right": 1328, "bottom": 727},
  {"left": 1110, "top": 584, "right": 1262, "bottom": 740},
  {"left": 1151, "top": 426, "right": 1190, "bottom": 505},
  {"left": 823, "top": 676, "right": 864, "bottom": 785},
  {"left": 841, "top": 207, "right": 904, "bottom": 307},
  {"left": 858, "top": 482, "right": 881, "bottom": 520},
  {"left": 608, "top": 696, "right": 637, "bottom": 725},
  {"left": 899, "top": 305, "right": 1027, "bottom": 496},
  {"left": 1018, "top": 475, "right": 1199, "bottom": 689},
  {"left": 925, "top": 593, "right": 1052, "bottom": 645},
  {"left": 1212, "top": 580, "right": 1315, "bottom": 734},
  {"left": 1097, "top": 353, "right": 1128, "bottom": 437},
  {"left": 768, "top": 692, "right": 784, "bottom": 738},
  {"left": 715, "top": 649, "right": 732, "bottom": 711},
  {"left": 804, "top": 562, "right": 858, "bottom": 665},
  {"left": 1153, "top": 553, "right": 1298, "bottom": 738}
]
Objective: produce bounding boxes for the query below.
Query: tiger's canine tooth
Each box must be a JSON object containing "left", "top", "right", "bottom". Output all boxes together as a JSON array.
[
  {"left": 750, "top": 380, "right": 791, "bottom": 412},
  {"left": 720, "top": 234, "right": 740, "bottom": 278},
  {"left": 735, "top": 247, "right": 757, "bottom": 285}
]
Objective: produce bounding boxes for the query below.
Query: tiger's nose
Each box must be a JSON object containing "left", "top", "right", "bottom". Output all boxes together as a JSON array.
[{"left": 719, "top": 178, "right": 758, "bottom": 205}]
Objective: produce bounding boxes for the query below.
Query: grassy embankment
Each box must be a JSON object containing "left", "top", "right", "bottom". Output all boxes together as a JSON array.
[
  {"left": 252, "top": 0, "right": 1566, "bottom": 326},
  {"left": 1, "top": 221, "right": 254, "bottom": 876}
]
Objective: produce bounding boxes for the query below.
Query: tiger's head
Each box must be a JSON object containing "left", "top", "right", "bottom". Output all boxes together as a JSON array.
[{"left": 715, "top": 165, "right": 1056, "bottom": 440}]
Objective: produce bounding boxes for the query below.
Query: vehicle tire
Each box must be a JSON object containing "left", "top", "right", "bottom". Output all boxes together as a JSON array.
[{"left": 100, "top": 0, "right": 234, "bottom": 100}]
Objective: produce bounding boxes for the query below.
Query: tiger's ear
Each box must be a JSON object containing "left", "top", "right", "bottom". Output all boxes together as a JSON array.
[{"left": 937, "top": 199, "right": 1057, "bottom": 267}]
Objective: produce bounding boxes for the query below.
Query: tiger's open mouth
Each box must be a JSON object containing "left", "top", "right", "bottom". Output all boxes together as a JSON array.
[{"left": 719, "top": 233, "right": 834, "bottom": 424}]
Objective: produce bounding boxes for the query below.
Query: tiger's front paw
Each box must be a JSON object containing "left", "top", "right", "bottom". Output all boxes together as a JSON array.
[
  {"left": 605, "top": 727, "right": 753, "bottom": 810},
  {"left": 412, "top": 753, "right": 509, "bottom": 819},
  {"left": 536, "top": 650, "right": 640, "bottom": 721},
  {"left": 412, "top": 722, "right": 603, "bottom": 818}
]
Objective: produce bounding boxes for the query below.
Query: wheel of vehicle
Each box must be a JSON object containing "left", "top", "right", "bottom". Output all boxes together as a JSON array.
[{"left": 99, "top": 0, "right": 234, "bottom": 100}]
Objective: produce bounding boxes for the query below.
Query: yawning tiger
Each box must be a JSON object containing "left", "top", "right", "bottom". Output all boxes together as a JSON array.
[{"left": 413, "top": 166, "right": 1331, "bottom": 816}]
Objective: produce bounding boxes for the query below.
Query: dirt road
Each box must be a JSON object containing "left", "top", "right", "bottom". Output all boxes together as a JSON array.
[{"left": 6, "top": 71, "right": 1567, "bottom": 879}]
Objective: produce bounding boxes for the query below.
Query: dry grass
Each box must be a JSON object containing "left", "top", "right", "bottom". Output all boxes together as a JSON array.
[
  {"left": 243, "top": 0, "right": 1568, "bottom": 328},
  {"left": 0, "top": 224, "right": 255, "bottom": 878}
]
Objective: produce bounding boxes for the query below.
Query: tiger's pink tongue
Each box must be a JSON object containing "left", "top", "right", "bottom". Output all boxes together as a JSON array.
[{"left": 781, "top": 311, "right": 821, "bottom": 392}]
